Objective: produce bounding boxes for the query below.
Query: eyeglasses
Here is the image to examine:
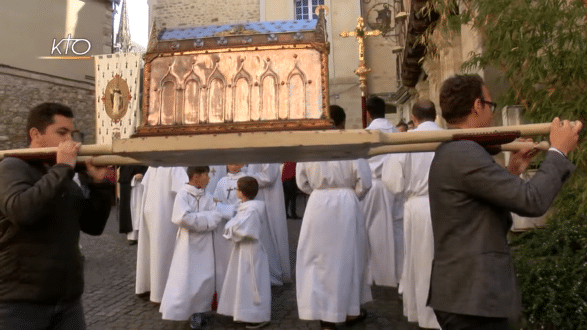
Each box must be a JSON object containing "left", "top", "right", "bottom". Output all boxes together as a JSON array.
[{"left": 481, "top": 99, "right": 497, "bottom": 113}]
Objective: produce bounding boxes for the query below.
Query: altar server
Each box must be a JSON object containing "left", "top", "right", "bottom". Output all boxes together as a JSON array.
[
  {"left": 218, "top": 176, "right": 271, "bottom": 329},
  {"left": 160, "top": 166, "right": 233, "bottom": 324},
  {"left": 361, "top": 96, "right": 400, "bottom": 287},
  {"left": 136, "top": 166, "right": 188, "bottom": 303},
  {"left": 296, "top": 106, "right": 372, "bottom": 330},
  {"left": 128, "top": 171, "right": 146, "bottom": 243},
  {"left": 118, "top": 165, "right": 148, "bottom": 243},
  {"left": 214, "top": 164, "right": 246, "bottom": 205},
  {"left": 382, "top": 100, "right": 441, "bottom": 329},
  {"left": 247, "top": 163, "right": 291, "bottom": 285}
]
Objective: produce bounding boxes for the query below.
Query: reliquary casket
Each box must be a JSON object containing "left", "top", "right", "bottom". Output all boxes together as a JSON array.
[{"left": 136, "top": 11, "right": 331, "bottom": 136}]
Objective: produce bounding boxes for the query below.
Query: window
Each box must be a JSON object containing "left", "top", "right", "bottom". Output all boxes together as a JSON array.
[{"left": 295, "top": 0, "right": 324, "bottom": 20}]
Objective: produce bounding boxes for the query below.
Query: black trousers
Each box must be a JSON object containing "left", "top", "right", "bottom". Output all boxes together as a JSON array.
[
  {"left": 434, "top": 310, "right": 509, "bottom": 330},
  {"left": 0, "top": 298, "right": 86, "bottom": 330},
  {"left": 283, "top": 178, "right": 298, "bottom": 217}
]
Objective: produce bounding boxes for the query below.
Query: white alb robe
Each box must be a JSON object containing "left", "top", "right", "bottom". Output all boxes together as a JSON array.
[
  {"left": 296, "top": 160, "right": 372, "bottom": 323},
  {"left": 160, "top": 185, "right": 230, "bottom": 320},
  {"left": 214, "top": 171, "right": 246, "bottom": 205},
  {"left": 247, "top": 163, "right": 291, "bottom": 284},
  {"left": 127, "top": 174, "right": 145, "bottom": 241},
  {"left": 136, "top": 166, "right": 188, "bottom": 303},
  {"left": 217, "top": 200, "right": 271, "bottom": 323},
  {"left": 382, "top": 121, "right": 441, "bottom": 329},
  {"left": 361, "top": 118, "right": 399, "bottom": 287}
]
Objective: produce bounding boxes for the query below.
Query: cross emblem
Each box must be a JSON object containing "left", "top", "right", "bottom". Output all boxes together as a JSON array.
[
  {"left": 226, "top": 187, "right": 235, "bottom": 199},
  {"left": 340, "top": 17, "right": 381, "bottom": 96},
  {"left": 209, "top": 167, "right": 217, "bottom": 176}
]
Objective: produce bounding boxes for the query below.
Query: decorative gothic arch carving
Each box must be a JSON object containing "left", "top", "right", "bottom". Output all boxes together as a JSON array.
[
  {"left": 206, "top": 59, "right": 226, "bottom": 124},
  {"left": 287, "top": 60, "right": 308, "bottom": 119},
  {"left": 159, "top": 65, "right": 178, "bottom": 125},
  {"left": 231, "top": 56, "right": 252, "bottom": 122},
  {"left": 259, "top": 58, "right": 279, "bottom": 121},
  {"left": 183, "top": 64, "right": 201, "bottom": 124}
]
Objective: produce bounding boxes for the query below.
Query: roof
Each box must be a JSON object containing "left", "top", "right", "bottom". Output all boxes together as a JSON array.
[{"left": 159, "top": 20, "right": 318, "bottom": 41}]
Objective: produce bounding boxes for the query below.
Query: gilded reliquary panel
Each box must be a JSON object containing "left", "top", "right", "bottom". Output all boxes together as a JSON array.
[{"left": 146, "top": 48, "right": 324, "bottom": 129}]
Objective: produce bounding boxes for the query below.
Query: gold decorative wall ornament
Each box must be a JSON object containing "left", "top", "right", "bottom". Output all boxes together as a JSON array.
[{"left": 214, "top": 24, "right": 260, "bottom": 36}]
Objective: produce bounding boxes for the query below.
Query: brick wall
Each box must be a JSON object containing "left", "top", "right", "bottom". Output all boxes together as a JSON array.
[
  {"left": 0, "top": 65, "right": 95, "bottom": 151},
  {"left": 150, "top": 0, "right": 260, "bottom": 29}
]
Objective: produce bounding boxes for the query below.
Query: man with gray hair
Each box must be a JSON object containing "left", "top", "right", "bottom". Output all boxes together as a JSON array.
[{"left": 383, "top": 99, "right": 441, "bottom": 329}]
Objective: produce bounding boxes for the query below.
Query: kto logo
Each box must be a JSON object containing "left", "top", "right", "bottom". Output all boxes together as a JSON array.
[{"left": 51, "top": 34, "right": 92, "bottom": 56}]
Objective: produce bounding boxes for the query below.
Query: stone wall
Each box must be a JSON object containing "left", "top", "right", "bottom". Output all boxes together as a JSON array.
[
  {"left": 0, "top": 65, "right": 95, "bottom": 151},
  {"left": 149, "top": 0, "right": 260, "bottom": 29}
]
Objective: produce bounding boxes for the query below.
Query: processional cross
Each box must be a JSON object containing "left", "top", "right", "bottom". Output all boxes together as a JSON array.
[{"left": 340, "top": 17, "right": 381, "bottom": 128}]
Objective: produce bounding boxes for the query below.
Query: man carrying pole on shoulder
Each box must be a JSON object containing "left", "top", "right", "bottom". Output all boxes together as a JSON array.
[
  {"left": 0, "top": 102, "right": 114, "bottom": 330},
  {"left": 427, "top": 74, "right": 582, "bottom": 329}
]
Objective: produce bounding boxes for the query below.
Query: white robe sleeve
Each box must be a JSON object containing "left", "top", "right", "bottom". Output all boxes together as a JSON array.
[
  {"left": 249, "top": 164, "right": 279, "bottom": 188},
  {"left": 171, "top": 192, "right": 221, "bottom": 232},
  {"left": 382, "top": 153, "right": 408, "bottom": 196},
  {"left": 213, "top": 179, "right": 225, "bottom": 202},
  {"left": 223, "top": 210, "right": 260, "bottom": 242},
  {"left": 354, "top": 159, "right": 372, "bottom": 200},
  {"left": 295, "top": 163, "right": 313, "bottom": 195},
  {"left": 215, "top": 201, "right": 238, "bottom": 219}
]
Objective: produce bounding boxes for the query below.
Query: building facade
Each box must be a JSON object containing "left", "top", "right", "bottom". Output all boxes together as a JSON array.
[{"left": 0, "top": 0, "right": 116, "bottom": 149}]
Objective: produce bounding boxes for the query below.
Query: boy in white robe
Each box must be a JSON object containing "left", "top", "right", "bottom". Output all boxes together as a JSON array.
[
  {"left": 160, "top": 166, "right": 234, "bottom": 325},
  {"left": 295, "top": 105, "right": 372, "bottom": 330},
  {"left": 247, "top": 163, "right": 291, "bottom": 285},
  {"left": 218, "top": 176, "right": 271, "bottom": 329},
  {"left": 214, "top": 164, "right": 246, "bottom": 205},
  {"left": 136, "top": 166, "right": 188, "bottom": 303}
]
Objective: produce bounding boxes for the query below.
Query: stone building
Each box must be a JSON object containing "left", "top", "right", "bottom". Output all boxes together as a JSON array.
[
  {"left": 0, "top": 0, "right": 117, "bottom": 150},
  {"left": 391, "top": 0, "right": 508, "bottom": 128}
]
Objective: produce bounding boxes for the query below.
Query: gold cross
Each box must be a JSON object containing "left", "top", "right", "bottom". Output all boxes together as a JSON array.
[{"left": 340, "top": 17, "right": 381, "bottom": 96}]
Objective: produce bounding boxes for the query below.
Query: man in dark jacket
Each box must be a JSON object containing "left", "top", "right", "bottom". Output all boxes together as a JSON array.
[
  {"left": 0, "top": 103, "right": 113, "bottom": 329},
  {"left": 427, "top": 74, "right": 582, "bottom": 329}
]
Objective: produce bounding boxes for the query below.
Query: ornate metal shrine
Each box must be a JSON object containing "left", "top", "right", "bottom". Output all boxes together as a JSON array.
[{"left": 136, "top": 10, "right": 331, "bottom": 136}]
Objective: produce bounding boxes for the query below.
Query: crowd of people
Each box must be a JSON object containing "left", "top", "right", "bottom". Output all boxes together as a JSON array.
[{"left": 0, "top": 74, "right": 582, "bottom": 330}]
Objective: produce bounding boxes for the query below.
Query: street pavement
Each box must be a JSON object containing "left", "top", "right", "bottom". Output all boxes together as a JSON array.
[{"left": 80, "top": 205, "right": 422, "bottom": 330}]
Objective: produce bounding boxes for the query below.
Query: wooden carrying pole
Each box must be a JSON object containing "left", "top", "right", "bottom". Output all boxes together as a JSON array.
[
  {"left": 368, "top": 141, "right": 551, "bottom": 157},
  {"left": 0, "top": 144, "right": 113, "bottom": 159},
  {"left": 0, "top": 122, "right": 566, "bottom": 166},
  {"left": 378, "top": 123, "right": 553, "bottom": 145}
]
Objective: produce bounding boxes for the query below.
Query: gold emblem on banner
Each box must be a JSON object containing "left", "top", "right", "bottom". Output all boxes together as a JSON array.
[{"left": 102, "top": 74, "right": 132, "bottom": 123}]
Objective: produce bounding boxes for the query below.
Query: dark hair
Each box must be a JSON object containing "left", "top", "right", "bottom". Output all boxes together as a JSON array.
[
  {"left": 329, "top": 105, "right": 346, "bottom": 128},
  {"left": 366, "top": 96, "right": 386, "bottom": 119},
  {"left": 26, "top": 103, "right": 74, "bottom": 144},
  {"left": 412, "top": 100, "right": 437, "bottom": 122},
  {"left": 237, "top": 176, "right": 259, "bottom": 200},
  {"left": 187, "top": 166, "right": 210, "bottom": 178},
  {"left": 396, "top": 121, "right": 408, "bottom": 131},
  {"left": 439, "top": 74, "right": 484, "bottom": 124}
]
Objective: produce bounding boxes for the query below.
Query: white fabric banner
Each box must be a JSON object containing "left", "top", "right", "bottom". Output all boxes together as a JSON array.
[{"left": 94, "top": 52, "right": 143, "bottom": 144}]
